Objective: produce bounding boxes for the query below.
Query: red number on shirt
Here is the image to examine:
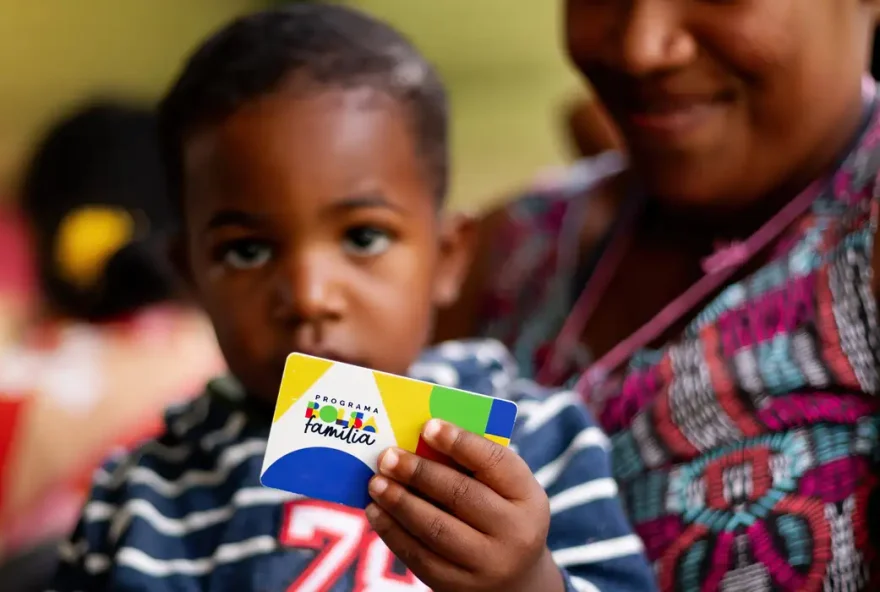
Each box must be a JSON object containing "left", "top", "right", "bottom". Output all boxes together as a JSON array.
[
  {"left": 280, "top": 500, "right": 429, "bottom": 592},
  {"left": 353, "top": 532, "right": 430, "bottom": 592},
  {"left": 280, "top": 500, "right": 368, "bottom": 592}
]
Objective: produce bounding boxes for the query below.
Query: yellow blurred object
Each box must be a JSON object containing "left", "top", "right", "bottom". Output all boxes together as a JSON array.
[
  {"left": 0, "top": 0, "right": 261, "bottom": 201},
  {"left": 55, "top": 207, "right": 135, "bottom": 289}
]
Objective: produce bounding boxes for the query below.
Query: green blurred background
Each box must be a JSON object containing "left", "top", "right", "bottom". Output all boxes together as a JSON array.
[{"left": 0, "top": 0, "right": 580, "bottom": 210}]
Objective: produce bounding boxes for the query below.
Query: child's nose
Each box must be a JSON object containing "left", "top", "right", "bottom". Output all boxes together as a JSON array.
[{"left": 271, "top": 253, "right": 345, "bottom": 324}]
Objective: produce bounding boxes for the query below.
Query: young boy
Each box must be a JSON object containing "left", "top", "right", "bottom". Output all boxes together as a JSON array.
[{"left": 48, "top": 5, "right": 655, "bottom": 591}]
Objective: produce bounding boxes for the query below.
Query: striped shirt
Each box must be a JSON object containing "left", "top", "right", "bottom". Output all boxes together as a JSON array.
[{"left": 47, "top": 339, "right": 655, "bottom": 591}]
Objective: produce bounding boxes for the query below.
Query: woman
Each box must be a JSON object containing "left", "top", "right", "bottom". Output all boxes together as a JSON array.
[{"left": 441, "top": 0, "right": 880, "bottom": 589}]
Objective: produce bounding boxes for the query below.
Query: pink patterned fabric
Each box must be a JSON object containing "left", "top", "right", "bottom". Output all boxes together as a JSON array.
[{"left": 475, "top": 85, "right": 880, "bottom": 590}]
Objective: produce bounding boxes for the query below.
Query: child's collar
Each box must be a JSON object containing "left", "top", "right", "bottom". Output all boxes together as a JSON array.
[{"left": 208, "top": 339, "right": 519, "bottom": 416}]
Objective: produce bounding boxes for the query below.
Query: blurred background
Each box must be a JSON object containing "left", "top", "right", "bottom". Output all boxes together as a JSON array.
[{"left": 0, "top": 0, "right": 580, "bottom": 212}]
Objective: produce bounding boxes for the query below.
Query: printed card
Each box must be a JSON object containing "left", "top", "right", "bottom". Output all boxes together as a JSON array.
[{"left": 260, "top": 353, "right": 518, "bottom": 509}]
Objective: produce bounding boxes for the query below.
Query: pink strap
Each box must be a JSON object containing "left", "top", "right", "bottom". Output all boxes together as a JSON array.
[
  {"left": 542, "top": 75, "right": 876, "bottom": 393},
  {"left": 535, "top": 197, "right": 640, "bottom": 383},
  {"left": 576, "top": 179, "right": 823, "bottom": 395},
  {"left": 536, "top": 175, "right": 825, "bottom": 395}
]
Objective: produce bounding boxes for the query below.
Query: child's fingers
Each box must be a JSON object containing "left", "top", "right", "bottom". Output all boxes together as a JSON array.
[
  {"left": 367, "top": 474, "right": 488, "bottom": 570},
  {"left": 376, "top": 447, "right": 506, "bottom": 533},
  {"left": 365, "top": 503, "right": 471, "bottom": 591},
  {"left": 421, "top": 419, "right": 538, "bottom": 501}
]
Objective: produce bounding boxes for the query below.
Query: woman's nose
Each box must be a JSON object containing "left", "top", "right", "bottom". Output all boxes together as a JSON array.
[
  {"left": 272, "top": 251, "right": 345, "bottom": 324},
  {"left": 617, "top": 0, "right": 696, "bottom": 77}
]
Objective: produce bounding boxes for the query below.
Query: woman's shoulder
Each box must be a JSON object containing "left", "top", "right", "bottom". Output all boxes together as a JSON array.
[
  {"left": 434, "top": 153, "right": 624, "bottom": 345},
  {"left": 494, "top": 151, "right": 626, "bottom": 232}
]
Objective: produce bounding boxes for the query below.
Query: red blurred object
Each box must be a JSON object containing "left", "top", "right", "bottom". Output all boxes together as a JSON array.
[
  {"left": 0, "top": 305, "right": 224, "bottom": 557},
  {"left": 0, "top": 208, "right": 36, "bottom": 302}
]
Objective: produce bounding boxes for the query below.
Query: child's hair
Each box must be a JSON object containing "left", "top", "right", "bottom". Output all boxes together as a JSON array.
[
  {"left": 20, "top": 101, "right": 179, "bottom": 321},
  {"left": 158, "top": 3, "right": 449, "bottom": 208}
]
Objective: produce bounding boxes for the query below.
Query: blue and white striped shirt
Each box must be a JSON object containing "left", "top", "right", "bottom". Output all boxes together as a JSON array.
[{"left": 48, "top": 339, "right": 656, "bottom": 591}]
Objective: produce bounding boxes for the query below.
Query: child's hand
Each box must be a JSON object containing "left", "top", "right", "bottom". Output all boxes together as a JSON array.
[{"left": 365, "top": 419, "right": 564, "bottom": 592}]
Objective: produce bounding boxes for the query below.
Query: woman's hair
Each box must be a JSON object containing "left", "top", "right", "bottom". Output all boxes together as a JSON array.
[{"left": 20, "top": 101, "right": 180, "bottom": 321}]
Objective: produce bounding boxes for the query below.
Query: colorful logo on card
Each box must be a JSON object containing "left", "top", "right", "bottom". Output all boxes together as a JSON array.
[
  {"left": 260, "top": 354, "right": 518, "bottom": 509},
  {"left": 304, "top": 399, "right": 379, "bottom": 446}
]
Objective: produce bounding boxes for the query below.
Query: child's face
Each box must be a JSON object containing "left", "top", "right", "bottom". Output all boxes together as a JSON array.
[
  {"left": 177, "top": 89, "right": 469, "bottom": 403},
  {"left": 566, "top": 0, "right": 878, "bottom": 207}
]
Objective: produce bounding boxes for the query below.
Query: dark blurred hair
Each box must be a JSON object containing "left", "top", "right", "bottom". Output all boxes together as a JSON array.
[
  {"left": 20, "top": 101, "right": 179, "bottom": 321},
  {"left": 158, "top": 2, "right": 448, "bottom": 209}
]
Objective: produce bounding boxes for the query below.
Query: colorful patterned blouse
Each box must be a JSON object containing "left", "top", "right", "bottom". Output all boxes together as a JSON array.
[{"left": 475, "top": 85, "right": 880, "bottom": 590}]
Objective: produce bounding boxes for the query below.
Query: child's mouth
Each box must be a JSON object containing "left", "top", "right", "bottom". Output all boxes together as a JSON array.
[{"left": 292, "top": 349, "right": 365, "bottom": 369}]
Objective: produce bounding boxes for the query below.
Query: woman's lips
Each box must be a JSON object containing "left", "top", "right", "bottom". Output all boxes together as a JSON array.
[
  {"left": 617, "top": 93, "right": 731, "bottom": 144},
  {"left": 625, "top": 101, "right": 723, "bottom": 138}
]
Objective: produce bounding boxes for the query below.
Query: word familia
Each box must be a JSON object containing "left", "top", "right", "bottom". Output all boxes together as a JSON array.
[{"left": 304, "top": 397, "right": 379, "bottom": 446}]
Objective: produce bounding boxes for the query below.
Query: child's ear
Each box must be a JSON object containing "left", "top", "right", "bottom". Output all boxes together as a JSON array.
[{"left": 433, "top": 211, "right": 478, "bottom": 308}]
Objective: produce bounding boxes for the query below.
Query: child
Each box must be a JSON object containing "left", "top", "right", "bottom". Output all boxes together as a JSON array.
[{"left": 47, "top": 5, "right": 655, "bottom": 592}]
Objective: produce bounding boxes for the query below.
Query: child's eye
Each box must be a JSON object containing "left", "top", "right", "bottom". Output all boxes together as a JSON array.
[
  {"left": 342, "top": 226, "right": 392, "bottom": 257},
  {"left": 221, "top": 240, "right": 273, "bottom": 270}
]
